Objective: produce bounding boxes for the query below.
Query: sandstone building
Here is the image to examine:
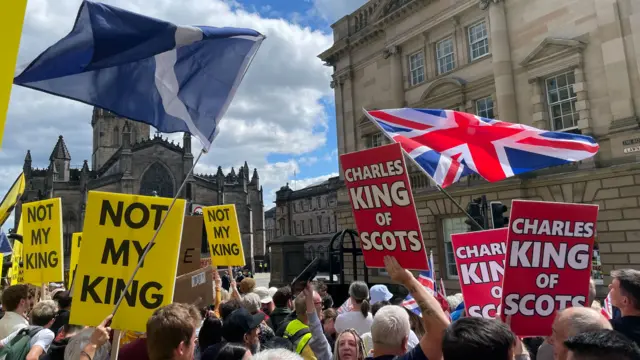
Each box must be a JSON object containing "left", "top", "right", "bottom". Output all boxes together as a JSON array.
[
  {"left": 14, "top": 107, "right": 265, "bottom": 272},
  {"left": 274, "top": 177, "right": 341, "bottom": 265},
  {"left": 318, "top": 0, "right": 640, "bottom": 294}
]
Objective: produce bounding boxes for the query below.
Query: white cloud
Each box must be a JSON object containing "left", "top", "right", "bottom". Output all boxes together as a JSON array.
[
  {"left": 310, "top": 0, "right": 367, "bottom": 23},
  {"left": 1, "top": 0, "right": 337, "bottom": 213},
  {"left": 299, "top": 156, "right": 319, "bottom": 166}
]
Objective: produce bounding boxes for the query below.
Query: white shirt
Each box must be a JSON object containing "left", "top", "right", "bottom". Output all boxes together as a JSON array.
[
  {"left": 0, "top": 327, "right": 55, "bottom": 359},
  {"left": 335, "top": 311, "right": 373, "bottom": 336},
  {"left": 0, "top": 312, "right": 28, "bottom": 340}
]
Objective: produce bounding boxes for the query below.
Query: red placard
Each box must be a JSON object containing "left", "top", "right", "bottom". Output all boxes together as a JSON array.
[
  {"left": 340, "top": 143, "right": 428, "bottom": 270},
  {"left": 500, "top": 200, "right": 598, "bottom": 336},
  {"left": 451, "top": 228, "right": 508, "bottom": 320}
]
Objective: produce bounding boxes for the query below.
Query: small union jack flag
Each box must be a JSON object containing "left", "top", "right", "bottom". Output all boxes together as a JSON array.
[
  {"left": 403, "top": 252, "right": 437, "bottom": 316},
  {"left": 365, "top": 109, "right": 599, "bottom": 188}
]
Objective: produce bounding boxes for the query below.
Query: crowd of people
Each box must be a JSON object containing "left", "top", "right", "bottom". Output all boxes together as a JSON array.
[{"left": 0, "top": 258, "right": 638, "bottom": 360}]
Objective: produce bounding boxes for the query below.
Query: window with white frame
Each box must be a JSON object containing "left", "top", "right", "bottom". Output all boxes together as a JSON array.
[
  {"left": 367, "top": 133, "right": 384, "bottom": 148},
  {"left": 442, "top": 217, "right": 467, "bottom": 278},
  {"left": 545, "top": 71, "right": 578, "bottom": 131},
  {"left": 409, "top": 51, "right": 425, "bottom": 86},
  {"left": 436, "top": 37, "right": 455, "bottom": 74},
  {"left": 468, "top": 21, "right": 489, "bottom": 61},
  {"left": 475, "top": 96, "right": 494, "bottom": 119}
]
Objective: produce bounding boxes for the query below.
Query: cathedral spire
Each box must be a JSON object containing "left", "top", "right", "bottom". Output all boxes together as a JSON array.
[
  {"left": 24, "top": 150, "right": 32, "bottom": 162},
  {"left": 50, "top": 135, "right": 71, "bottom": 161},
  {"left": 216, "top": 166, "right": 224, "bottom": 177},
  {"left": 23, "top": 150, "right": 32, "bottom": 179},
  {"left": 251, "top": 168, "right": 259, "bottom": 187}
]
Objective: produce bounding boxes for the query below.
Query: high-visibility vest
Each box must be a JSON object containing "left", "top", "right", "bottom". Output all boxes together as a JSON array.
[{"left": 283, "top": 319, "right": 316, "bottom": 360}]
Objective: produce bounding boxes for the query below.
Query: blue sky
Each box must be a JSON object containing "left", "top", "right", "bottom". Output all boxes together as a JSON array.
[{"left": 0, "top": 0, "right": 371, "bottom": 229}]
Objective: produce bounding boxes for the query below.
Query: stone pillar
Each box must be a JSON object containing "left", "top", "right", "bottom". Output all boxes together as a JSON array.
[
  {"left": 386, "top": 46, "right": 405, "bottom": 108},
  {"left": 596, "top": 0, "right": 637, "bottom": 131},
  {"left": 531, "top": 80, "right": 548, "bottom": 130},
  {"left": 332, "top": 78, "right": 346, "bottom": 178},
  {"left": 488, "top": 0, "right": 518, "bottom": 122},
  {"left": 573, "top": 67, "right": 593, "bottom": 135}
]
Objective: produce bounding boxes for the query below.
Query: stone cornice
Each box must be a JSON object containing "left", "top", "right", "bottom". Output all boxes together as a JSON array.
[{"left": 319, "top": 0, "right": 431, "bottom": 65}]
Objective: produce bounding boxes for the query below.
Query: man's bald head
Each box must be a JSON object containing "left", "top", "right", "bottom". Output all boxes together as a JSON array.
[
  {"left": 557, "top": 307, "right": 612, "bottom": 337},
  {"left": 551, "top": 307, "right": 613, "bottom": 360}
]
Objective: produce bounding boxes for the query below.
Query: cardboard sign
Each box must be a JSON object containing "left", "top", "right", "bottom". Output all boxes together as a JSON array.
[
  {"left": 500, "top": 200, "right": 598, "bottom": 336},
  {"left": 70, "top": 191, "right": 186, "bottom": 332},
  {"left": 203, "top": 204, "right": 245, "bottom": 266},
  {"left": 68, "top": 233, "right": 82, "bottom": 289},
  {"left": 173, "top": 266, "right": 214, "bottom": 306},
  {"left": 451, "top": 228, "right": 508, "bottom": 319},
  {"left": 22, "top": 198, "right": 64, "bottom": 284},
  {"left": 339, "top": 143, "right": 428, "bottom": 270},
  {"left": 9, "top": 218, "right": 24, "bottom": 285},
  {"left": 178, "top": 217, "right": 203, "bottom": 276}
]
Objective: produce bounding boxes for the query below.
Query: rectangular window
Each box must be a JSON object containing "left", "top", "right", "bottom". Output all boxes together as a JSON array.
[
  {"left": 468, "top": 21, "right": 489, "bottom": 61},
  {"left": 317, "top": 197, "right": 321, "bottom": 208},
  {"left": 409, "top": 51, "right": 425, "bottom": 86},
  {"left": 436, "top": 37, "right": 455, "bottom": 74},
  {"left": 318, "top": 216, "right": 322, "bottom": 233},
  {"left": 367, "top": 133, "right": 384, "bottom": 148},
  {"left": 301, "top": 220, "right": 305, "bottom": 235},
  {"left": 442, "top": 217, "right": 467, "bottom": 278},
  {"left": 310, "top": 219, "right": 314, "bottom": 234},
  {"left": 475, "top": 96, "right": 495, "bottom": 119},
  {"left": 545, "top": 71, "right": 578, "bottom": 131}
]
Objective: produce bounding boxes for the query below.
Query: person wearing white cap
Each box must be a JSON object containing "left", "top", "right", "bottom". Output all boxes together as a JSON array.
[
  {"left": 369, "top": 285, "right": 393, "bottom": 305},
  {"left": 254, "top": 287, "right": 276, "bottom": 316}
]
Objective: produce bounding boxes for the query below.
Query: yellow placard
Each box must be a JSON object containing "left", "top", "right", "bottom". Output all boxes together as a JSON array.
[
  {"left": 70, "top": 191, "right": 185, "bottom": 332},
  {"left": 68, "top": 232, "right": 82, "bottom": 289},
  {"left": 0, "top": 0, "right": 28, "bottom": 148},
  {"left": 22, "top": 198, "right": 64, "bottom": 284},
  {"left": 203, "top": 204, "right": 245, "bottom": 266},
  {"left": 9, "top": 217, "right": 24, "bottom": 285}
]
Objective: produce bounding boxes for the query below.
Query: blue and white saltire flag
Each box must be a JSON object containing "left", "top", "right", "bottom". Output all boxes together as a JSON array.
[
  {"left": 14, "top": 1, "right": 265, "bottom": 150},
  {"left": 0, "top": 231, "right": 12, "bottom": 255}
]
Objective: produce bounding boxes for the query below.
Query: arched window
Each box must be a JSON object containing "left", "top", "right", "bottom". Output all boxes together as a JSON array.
[
  {"left": 139, "top": 162, "right": 175, "bottom": 197},
  {"left": 112, "top": 126, "right": 120, "bottom": 146}
]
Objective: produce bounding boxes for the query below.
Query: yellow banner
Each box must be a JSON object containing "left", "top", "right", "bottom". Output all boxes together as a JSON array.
[
  {"left": 0, "top": 0, "right": 28, "bottom": 147},
  {"left": 9, "top": 217, "right": 24, "bottom": 285},
  {"left": 22, "top": 198, "right": 64, "bottom": 284},
  {"left": 203, "top": 204, "right": 245, "bottom": 266},
  {"left": 0, "top": 173, "right": 26, "bottom": 227},
  {"left": 70, "top": 191, "right": 185, "bottom": 332},
  {"left": 68, "top": 232, "right": 82, "bottom": 289}
]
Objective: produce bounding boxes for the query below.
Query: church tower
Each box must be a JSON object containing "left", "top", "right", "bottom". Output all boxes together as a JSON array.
[{"left": 91, "top": 107, "right": 151, "bottom": 170}]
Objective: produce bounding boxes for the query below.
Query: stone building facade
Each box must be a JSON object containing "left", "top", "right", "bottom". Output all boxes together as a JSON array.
[
  {"left": 265, "top": 207, "right": 276, "bottom": 243},
  {"left": 274, "top": 177, "right": 341, "bottom": 263},
  {"left": 15, "top": 107, "right": 265, "bottom": 272},
  {"left": 318, "top": 0, "right": 640, "bottom": 294}
]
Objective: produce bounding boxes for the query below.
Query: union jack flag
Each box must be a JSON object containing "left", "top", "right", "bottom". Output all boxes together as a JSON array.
[
  {"left": 364, "top": 109, "right": 599, "bottom": 188},
  {"left": 403, "top": 252, "right": 437, "bottom": 316}
]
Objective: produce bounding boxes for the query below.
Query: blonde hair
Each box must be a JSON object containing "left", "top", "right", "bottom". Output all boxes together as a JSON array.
[{"left": 333, "top": 329, "right": 366, "bottom": 360}]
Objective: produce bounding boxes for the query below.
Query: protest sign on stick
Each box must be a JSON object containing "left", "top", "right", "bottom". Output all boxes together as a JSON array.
[
  {"left": 340, "top": 143, "right": 428, "bottom": 270},
  {"left": 500, "top": 200, "right": 598, "bottom": 336},
  {"left": 451, "top": 228, "right": 507, "bottom": 319},
  {"left": 68, "top": 232, "right": 82, "bottom": 289},
  {"left": 70, "top": 191, "right": 185, "bottom": 332},
  {"left": 203, "top": 204, "right": 245, "bottom": 266},
  {"left": 22, "top": 198, "right": 63, "bottom": 284}
]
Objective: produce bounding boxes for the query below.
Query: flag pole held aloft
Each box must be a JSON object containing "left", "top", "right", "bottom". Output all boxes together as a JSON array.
[{"left": 13, "top": 0, "right": 265, "bottom": 151}]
